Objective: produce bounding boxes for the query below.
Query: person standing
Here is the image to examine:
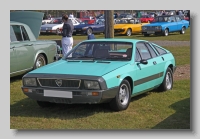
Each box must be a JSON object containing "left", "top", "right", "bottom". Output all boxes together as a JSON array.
[{"left": 61, "top": 14, "right": 74, "bottom": 57}]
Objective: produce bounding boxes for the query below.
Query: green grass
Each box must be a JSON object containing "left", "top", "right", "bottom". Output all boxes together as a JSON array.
[
  {"left": 162, "top": 46, "right": 190, "bottom": 66},
  {"left": 38, "top": 27, "right": 190, "bottom": 41},
  {"left": 10, "top": 79, "right": 190, "bottom": 129},
  {"left": 11, "top": 32, "right": 191, "bottom": 129}
]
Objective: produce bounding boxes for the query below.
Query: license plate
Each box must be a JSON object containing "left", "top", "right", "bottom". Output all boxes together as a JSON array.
[
  {"left": 44, "top": 90, "right": 72, "bottom": 98},
  {"left": 147, "top": 31, "right": 155, "bottom": 34},
  {"left": 40, "top": 30, "right": 46, "bottom": 32},
  {"left": 73, "top": 30, "right": 76, "bottom": 32}
]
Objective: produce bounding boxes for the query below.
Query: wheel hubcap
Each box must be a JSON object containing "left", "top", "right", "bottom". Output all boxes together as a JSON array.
[
  {"left": 127, "top": 30, "right": 131, "bottom": 36},
  {"left": 165, "top": 30, "right": 168, "bottom": 36},
  {"left": 119, "top": 84, "right": 129, "bottom": 105},
  {"left": 36, "top": 57, "right": 45, "bottom": 68},
  {"left": 166, "top": 72, "right": 172, "bottom": 89}
]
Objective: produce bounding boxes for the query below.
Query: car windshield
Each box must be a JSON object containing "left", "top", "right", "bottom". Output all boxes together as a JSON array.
[
  {"left": 49, "top": 19, "right": 63, "bottom": 24},
  {"left": 115, "top": 19, "right": 139, "bottom": 24},
  {"left": 64, "top": 41, "right": 133, "bottom": 61},
  {"left": 153, "top": 16, "right": 171, "bottom": 22}
]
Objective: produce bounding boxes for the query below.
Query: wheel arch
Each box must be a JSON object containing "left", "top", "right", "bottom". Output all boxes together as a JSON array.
[
  {"left": 34, "top": 51, "right": 48, "bottom": 66},
  {"left": 118, "top": 75, "right": 133, "bottom": 94}
]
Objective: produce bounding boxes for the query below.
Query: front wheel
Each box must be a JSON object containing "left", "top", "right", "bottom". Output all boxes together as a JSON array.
[
  {"left": 56, "top": 28, "right": 61, "bottom": 35},
  {"left": 34, "top": 54, "right": 46, "bottom": 69},
  {"left": 158, "top": 67, "right": 173, "bottom": 92},
  {"left": 109, "top": 79, "right": 131, "bottom": 111},
  {"left": 163, "top": 29, "right": 169, "bottom": 36},
  {"left": 126, "top": 28, "right": 132, "bottom": 36}
]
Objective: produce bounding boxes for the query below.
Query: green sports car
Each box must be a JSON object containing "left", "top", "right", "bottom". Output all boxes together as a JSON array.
[{"left": 21, "top": 38, "right": 176, "bottom": 111}]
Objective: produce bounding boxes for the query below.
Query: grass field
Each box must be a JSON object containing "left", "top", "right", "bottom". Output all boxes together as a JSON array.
[
  {"left": 10, "top": 45, "right": 190, "bottom": 129},
  {"left": 38, "top": 27, "right": 190, "bottom": 41}
]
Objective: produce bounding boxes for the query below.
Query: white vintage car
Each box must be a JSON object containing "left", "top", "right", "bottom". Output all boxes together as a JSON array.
[
  {"left": 40, "top": 17, "right": 80, "bottom": 35},
  {"left": 42, "top": 18, "right": 53, "bottom": 25}
]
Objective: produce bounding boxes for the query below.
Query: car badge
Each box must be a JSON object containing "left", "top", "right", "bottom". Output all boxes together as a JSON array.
[{"left": 55, "top": 79, "right": 62, "bottom": 87}]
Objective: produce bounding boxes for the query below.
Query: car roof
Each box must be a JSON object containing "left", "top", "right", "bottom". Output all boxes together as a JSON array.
[{"left": 81, "top": 38, "right": 148, "bottom": 43}]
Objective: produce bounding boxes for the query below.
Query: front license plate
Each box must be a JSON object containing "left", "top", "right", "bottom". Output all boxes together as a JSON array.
[
  {"left": 147, "top": 31, "right": 155, "bottom": 34},
  {"left": 73, "top": 30, "right": 76, "bottom": 32},
  {"left": 40, "top": 30, "right": 46, "bottom": 32},
  {"left": 44, "top": 90, "right": 73, "bottom": 98}
]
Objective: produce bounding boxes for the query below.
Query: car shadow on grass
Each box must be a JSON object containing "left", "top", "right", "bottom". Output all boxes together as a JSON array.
[
  {"left": 10, "top": 93, "right": 148, "bottom": 120},
  {"left": 151, "top": 97, "right": 190, "bottom": 129}
]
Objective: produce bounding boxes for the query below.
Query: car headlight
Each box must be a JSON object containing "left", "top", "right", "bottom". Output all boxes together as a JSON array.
[
  {"left": 23, "top": 78, "right": 37, "bottom": 86},
  {"left": 142, "top": 26, "right": 147, "bottom": 30},
  {"left": 155, "top": 26, "right": 161, "bottom": 30},
  {"left": 82, "top": 27, "right": 88, "bottom": 30},
  {"left": 84, "top": 80, "right": 100, "bottom": 90}
]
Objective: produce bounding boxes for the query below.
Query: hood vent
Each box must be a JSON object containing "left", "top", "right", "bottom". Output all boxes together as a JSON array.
[{"left": 96, "top": 61, "right": 110, "bottom": 64}]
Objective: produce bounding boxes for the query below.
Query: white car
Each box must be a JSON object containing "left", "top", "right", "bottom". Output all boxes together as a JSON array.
[
  {"left": 40, "top": 17, "right": 80, "bottom": 35},
  {"left": 42, "top": 18, "right": 53, "bottom": 25}
]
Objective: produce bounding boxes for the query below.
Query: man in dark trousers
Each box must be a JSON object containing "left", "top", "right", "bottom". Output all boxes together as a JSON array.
[{"left": 61, "top": 14, "right": 74, "bottom": 57}]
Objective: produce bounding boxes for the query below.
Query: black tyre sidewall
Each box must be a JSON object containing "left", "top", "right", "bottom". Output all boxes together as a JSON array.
[
  {"left": 109, "top": 79, "right": 131, "bottom": 111},
  {"left": 159, "top": 67, "right": 173, "bottom": 91}
]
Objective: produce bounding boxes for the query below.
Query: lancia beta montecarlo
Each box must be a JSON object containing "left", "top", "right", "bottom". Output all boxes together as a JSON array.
[{"left": 22, "top": 39, "right": 176, "bottom": 111}]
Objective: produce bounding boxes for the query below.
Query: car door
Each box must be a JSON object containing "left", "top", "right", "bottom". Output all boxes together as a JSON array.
[
  {"left": 10, "top": 25, "right": 35, "bottom": 74},
  {"left": 175, "top": 16, "right": 184, "bottom": 31},
  {"left": 133, "top": 42, "right": 162, "bottom": 94},
  {"left": 167, "top": 16, "right": 178, "bottom": 32}
]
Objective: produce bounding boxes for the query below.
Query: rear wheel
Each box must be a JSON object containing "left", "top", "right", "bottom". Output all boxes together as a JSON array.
[
  {"left": 158, "top": 67, "right": 173, "bottom": 91},
  {"left": 86, "top": 28, "right": 93, "bottom": 35},
  {"left": 180, "top": 27, "right": 185, "bottom": 34},
  {"left": 109, "top": 79, "right": 131, "bottom": 111}
]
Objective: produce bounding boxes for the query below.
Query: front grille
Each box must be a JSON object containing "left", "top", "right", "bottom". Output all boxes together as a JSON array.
[{"left": 37, "top": 78, "right": 81, "bottom": 88}]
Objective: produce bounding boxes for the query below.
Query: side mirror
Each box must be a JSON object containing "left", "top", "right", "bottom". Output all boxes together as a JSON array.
[{"left": 140, "top": 59, "right": 148, "bottom": 64}]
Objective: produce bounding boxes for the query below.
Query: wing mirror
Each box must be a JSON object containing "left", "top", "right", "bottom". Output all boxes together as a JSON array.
[{"left": 139, "top": 59, "right": 148, "bottom": 65}]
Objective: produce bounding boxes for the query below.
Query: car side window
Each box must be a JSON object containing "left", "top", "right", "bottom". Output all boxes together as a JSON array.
[
  {"left": 135, "top": 48, "right": 142, "bottom": 62},
  {"left": 10, "top": 26, "right": 18, "bottom": 42},
  {"left": 175, "top": 16, "right": 181, "bottom": 22},
  {"left": 136, "top": 42, "right": 151, "bottom": 60},
  {"left": 169, "top": 16, "right": 176, "bottom": 22},
  {"left": 145, "top": 43, "right": 157, "bottom": 58},
  {"left": 11, "top": 25, "right": 23, "bottom": 41}
]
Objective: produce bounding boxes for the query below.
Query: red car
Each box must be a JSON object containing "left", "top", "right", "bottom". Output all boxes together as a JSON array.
[
  {"left": 140, "top": 15, "right": 154, "bottom": 23},
  {"left": 79, "top": 17, "right": 96, "bottom": 24}
]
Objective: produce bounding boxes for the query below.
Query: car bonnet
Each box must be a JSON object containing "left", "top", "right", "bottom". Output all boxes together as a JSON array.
[
  {"left": 10, "top": 11, "right": 44, "bottom": 39},
  {"left": 28, "top": 60, "right": 130, "bottom": 76}
]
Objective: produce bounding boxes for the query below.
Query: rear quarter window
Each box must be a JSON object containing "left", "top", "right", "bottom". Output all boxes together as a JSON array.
[{"left": 151, "top": 43, "right": 167, "bottom": 55}]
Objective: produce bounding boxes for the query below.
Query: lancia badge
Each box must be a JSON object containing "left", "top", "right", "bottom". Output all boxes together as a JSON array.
[{"left": 55, "top": 79, "right": 62, "bottom": 87}]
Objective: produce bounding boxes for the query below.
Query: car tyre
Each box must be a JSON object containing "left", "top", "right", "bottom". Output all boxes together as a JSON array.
[
  {"left": 56, "top": 28, "right": 61, "bottom": 35},
  {"left": 163, "top": 29, "right": 169, "bottom": 36},
  {"left": 144, "top": 33, "right": 150, "bottom": 36},
  {"left": 126, "top": 28, "right": 132, "bottom": 36},
  {"left": 37, "top": 101, "right": 55, "bottom": 108},
  {"left": 109, "top": 79, "right": 131, "bottom": 111},
  {"left": 34, "top": 54, "right": 46, "bottom": 69},
  {"left": 87, "top": 28, "right": 93, "bottom": 35},
  {"left": 180, "top": 27, "right": 185, "bottom": 34},
  {"left": 158, "top": 67, "right": 173, "bottom": 92}
]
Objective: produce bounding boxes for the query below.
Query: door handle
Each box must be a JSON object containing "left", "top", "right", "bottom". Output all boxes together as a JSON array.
[{"left": 153, "top": 61, "right": 157, "bottom": 65}]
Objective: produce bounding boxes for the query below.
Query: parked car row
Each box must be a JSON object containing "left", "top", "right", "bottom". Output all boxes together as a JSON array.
[{"left": 39, "top": 14, "right": 189, "bottom": 37}]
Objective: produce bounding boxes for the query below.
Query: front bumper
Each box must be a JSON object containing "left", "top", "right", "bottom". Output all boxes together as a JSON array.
[{"left": 21, "top": 87, "right": 118, "bottom": 104}]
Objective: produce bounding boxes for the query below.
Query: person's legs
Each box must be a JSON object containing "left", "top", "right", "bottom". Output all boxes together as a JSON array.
[{"left": 61, "top": 37, "right": 73, "bottom": 57}]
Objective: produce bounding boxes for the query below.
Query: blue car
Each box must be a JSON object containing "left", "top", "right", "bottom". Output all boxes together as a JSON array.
[
  {"left": 73, "top": 19, "right": 105, "bottom": 35},
  {"left": 142, "top": 15, "right": 189, "bottom": 36},
  {"left": 21, "top": 39, "right": 176, "bottom": 111}
]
